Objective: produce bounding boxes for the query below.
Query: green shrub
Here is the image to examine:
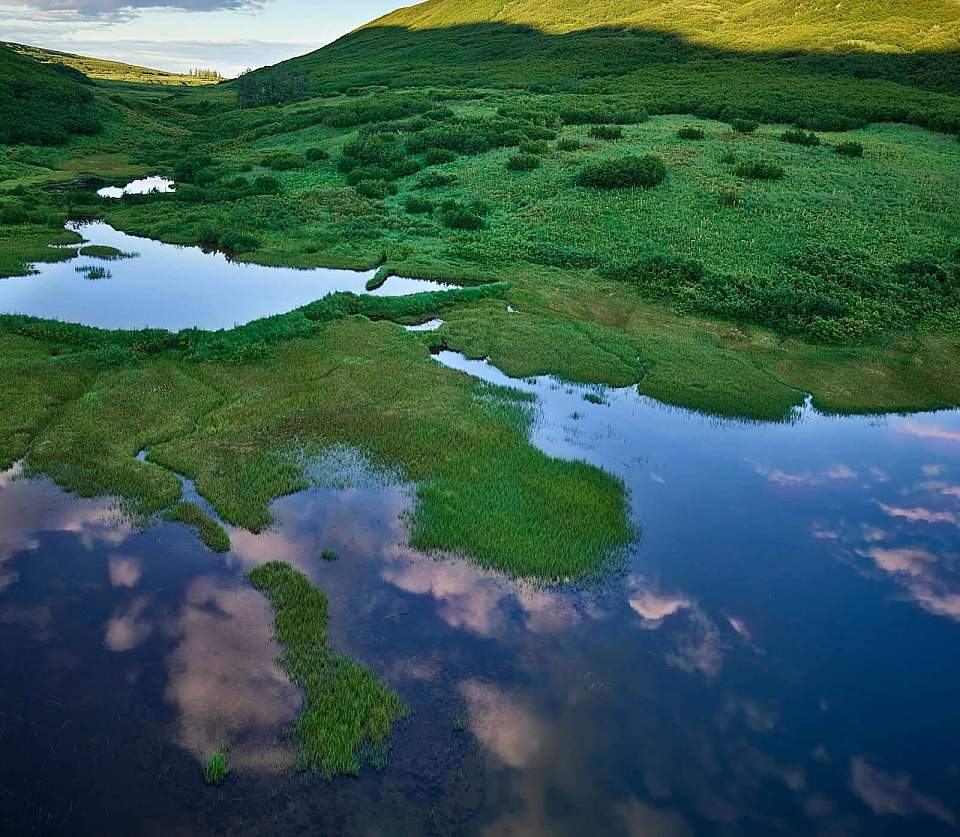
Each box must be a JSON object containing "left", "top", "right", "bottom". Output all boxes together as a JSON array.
[
  {"left": 782, "top": 129, "right": 820, "bottom": 147},
  {"left": 518, "top": 139, "right": 549, "bottom": 155},
  {"left": 733, "top": 160, "right": 785, "bottom": 180},
  {"left": 441, "top": 208, "right": 484, "bottom": 230},
  {"left": 677, "top": 126, "right": 705, "bottom": 140},
  {"left": 730, "top": 119, "right": 759, "bottom": 134},
  {"left": 555, "top": 138, "right": 582, "bottom": 151},
  {"left": 262, "top": 151, "right": 304, "bottom": 171},
  {"left": 576, "top": 155, "right": 665, "bottom": 189},
  {"left": 588, "top": 125, "right": 623, "bottom": 141},
  {"left": 220, "top": 231, "right": 260, "bottom": 252},
  {"left": 719, "top": 150, "right": 739, "bottom": 165},
  {"left": 506, "top": 153, "right": 541, "bottom": 172},
  {"left": 425, "top": 147, "right": 456, "bottom": 165},
  {"left": 414, "top": 171, "right": 455, "bottom": 189},
  {"left": 835, "top": 141, "right": 864, "bottom": 157},
  {"left": 305, "top": 146, "right": 330, "bottom": 161},
  {"left": 355, "top": 179, "right": 395, "bottom": 199},
  {"left": 404, "top": 195, "right": 434, "bottom": 214},
  {"left": 252, "top": 175, "right": 281, "bottom": 194},
  {"left": 0, "top": 202, "right": 28, "bottom": 225}
]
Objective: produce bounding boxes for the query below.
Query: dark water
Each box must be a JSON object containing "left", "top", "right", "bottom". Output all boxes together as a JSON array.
[
  {"left": 3, "top": 346, "right": 960, "bottom": 836},
  {"left": 0, "top": 221, "right": 454, "bottom": 331}
]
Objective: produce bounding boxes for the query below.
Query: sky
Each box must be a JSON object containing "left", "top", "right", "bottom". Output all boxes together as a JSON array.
[{"left": 0, "top": 0, "right": 403, "bottom": 75}]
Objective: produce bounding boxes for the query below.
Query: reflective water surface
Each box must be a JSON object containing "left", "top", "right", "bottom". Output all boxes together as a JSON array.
[
  {"left": 97, "top": 176, "right": 176, "bottom": 199},
  {"left": 0, "top": 221, "right": 455, "bottom": 330},
  {"left": 2, "top": 346, "right": 960, "bottom": 835}
]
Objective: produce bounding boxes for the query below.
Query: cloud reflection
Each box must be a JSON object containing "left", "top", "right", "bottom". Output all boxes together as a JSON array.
[
  {"left": 164, "top": 575, "right": 300, "bottom": 771},
  {"left": 850, "top": 757, "right": 956, "bottom": 825}
]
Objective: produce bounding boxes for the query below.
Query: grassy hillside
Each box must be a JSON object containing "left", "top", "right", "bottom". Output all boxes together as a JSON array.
[
  {"left": 4, "top": 42, "right": 222, "bottom": 86},
  {"left": 370, "top": 0, "right": 960, "bottom": 52},
  {"left": 245, "top": 0, "right": 960, "bottom": 133},
  {"left": 0, "top": 44, "right": 101, "bottom": 144}
]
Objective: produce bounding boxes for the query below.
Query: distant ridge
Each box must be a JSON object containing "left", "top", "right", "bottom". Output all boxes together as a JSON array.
[{"left": 3, "top": 42, "right": 221, "bottom": 85}]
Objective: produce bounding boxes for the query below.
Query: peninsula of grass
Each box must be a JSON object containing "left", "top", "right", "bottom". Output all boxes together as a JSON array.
[
  {"left": 248, "top": 560, "right": 407, "bottom": 778},
  {"left": 166, "top": 501, "right": 230, "bottom": 553}
]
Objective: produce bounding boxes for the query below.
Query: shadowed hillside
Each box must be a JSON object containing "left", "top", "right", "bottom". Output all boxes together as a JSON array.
[
  {"left": 0, "top": 44, "right": 101, "bottom": 145},
  {"left": 234, "top": 2, "right": 960, "bottom": 132}
]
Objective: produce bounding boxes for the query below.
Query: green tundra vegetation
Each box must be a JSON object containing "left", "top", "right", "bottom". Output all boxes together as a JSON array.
[{"left": 1, "top": 0, "right": 960, "bottom": 588}]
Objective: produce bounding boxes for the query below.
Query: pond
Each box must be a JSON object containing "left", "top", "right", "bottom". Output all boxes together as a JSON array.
[
  {"left": 2, "top": 342, "right": 959, "bottom": 835},
  {"left": 0, "top": 220, "right": 455, "bottom": 331}
]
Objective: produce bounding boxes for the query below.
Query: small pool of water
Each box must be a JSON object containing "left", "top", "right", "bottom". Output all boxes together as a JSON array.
[
  {"left": 97, "top": 176, "right": 176, "bottom": 199},
  {"left": 0, "top": 221, "right": 456, "bottom": 331}
]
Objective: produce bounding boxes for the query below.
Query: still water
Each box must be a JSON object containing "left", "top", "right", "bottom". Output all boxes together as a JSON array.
[
  {"left": 2, "top": 339, "right": 959, "bottom": 835},
  {"left": 0, "top": 221, "right": 454, "bottom": 331}
]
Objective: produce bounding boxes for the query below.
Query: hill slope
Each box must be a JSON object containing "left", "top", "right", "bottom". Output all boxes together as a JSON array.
[
  {"left": 368, "top": 0, "right": 960, "bottom": 53},
  {"left": 0, "top": 44, "right": 101, "bottom": 144},
  {"left": 3, "top": 42, "right": 221, "bottom": 85}
]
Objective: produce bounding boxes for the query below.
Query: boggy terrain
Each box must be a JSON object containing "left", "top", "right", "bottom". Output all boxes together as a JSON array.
[{"left": 1, "top": 0, "right": 959, "bottom": 789}]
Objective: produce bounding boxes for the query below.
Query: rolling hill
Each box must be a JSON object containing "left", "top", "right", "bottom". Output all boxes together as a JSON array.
[{"left": 3, "top": 42, "right": 222, "bottom": 86}]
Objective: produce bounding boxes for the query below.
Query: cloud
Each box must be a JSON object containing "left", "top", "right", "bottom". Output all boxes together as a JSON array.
[
  {"left": 104, "top": 595, "right": 153, "bottom": 652},
  {"left": 459, "top": 680, "right": 545, "bottom": 769},
  {"left": 894, "top": 420, "right": 960, "bottom": 444},
  {"left": 850, "top": 757, "right": 955, "bottom": 825},
  {"left": 6, "top": 0, "right": 262, "bottom": 21}
]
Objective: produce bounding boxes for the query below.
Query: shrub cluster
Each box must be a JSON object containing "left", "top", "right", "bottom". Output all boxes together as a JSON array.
[
  {"left": 730, "top": 119, "right": 759, "bottom": 134},
  {"left": 576, "top": 156, "right": 666, "bottom": 189},
  {"left": 677, "top": 126, "right": 705, "bottom": 140},
  {"left": 588, "top": 125, "right": 623, "bottom": 141},
  {"left": 782, "top": 129, "right": 820, "bottom": 147},
  {"left": 733, "top": 160, "right": 785, "bottom": 180},
  {"left": 506, "top": 153, "right": 541, "bottom": 172},
  {"left": 835, "top": 141, "right": 864, "bottom": 157},
  {"left": 261, "top": 151, "right": 305, "bottom": 171}
]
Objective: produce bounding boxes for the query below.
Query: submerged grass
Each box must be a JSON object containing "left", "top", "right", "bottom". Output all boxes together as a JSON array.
[
  {"left": 202, "top": 750, "right": 230, "bottom": 785},
  {"left": 248, "top": 560, "right": 407, "bottom": 778}
]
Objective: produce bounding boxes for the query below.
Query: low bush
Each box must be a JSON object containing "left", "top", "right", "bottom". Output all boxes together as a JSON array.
[
  {"left": 414, "top": 171, "right": 455, "bottom": 189},
  {"left": 518, "top": 139, "right": 549, "bottom": 155},
  {"left": 506, "top": 153, "right": 541, "bottom": 172},
  {"left": 355, "top": 179, "right": 395, "bottom": 199},
  {"left": 261, "top": 151, "right": 304, "bottom": 171},
  {"left": 576, "top": 155, "right": 665, "bottom": 189},
  {"left": 441, "top": 207, "right": 484, "bottom": 230},
  {"left": 733, "top": 160, "right": 785, "bottom": 180},
  {"left": 835, "top": 141, "right": 864, "bottom": 157},
  {"left": 305, "top": 147, "right": 330, "bottom": 161},
  {"left": 719, "top": 150, "right": 739, "bottom": 165},
  {"left": 782, "top": 129, "right": 820, "bottom": 147},
  {"left": 717, "top": 188, "right": 743, "bottom": 207},
  {"left": 404, "top": 195, "right": 434, "bottom": 214},
  {"left": 220, "top": 231, "right": 260, "bottom": 253},
  {"left": 589, "top": 125, "right": 623, "bottom": 141},
  {"left": 555, "top": 138, "right": 582, "bottom": 151},
  {"left": 677, "top": 126, "right": 704, "bottom": 140},
  {"left": 730, "top": 119, "right": 759, "bottom": 134},
  {"left": 425, "top": 147, "right": 456, "bottom": 165}
]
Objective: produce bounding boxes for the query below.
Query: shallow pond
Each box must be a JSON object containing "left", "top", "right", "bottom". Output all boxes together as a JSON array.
[
  {"left": 2, "top": 342, "right": 959, "bottom": 835},
  {"left": 0, "top": 221, "right": 455, "bottom": 331},
  {"left": 97, "top": 176, "right": 176, "bottom": 199}
]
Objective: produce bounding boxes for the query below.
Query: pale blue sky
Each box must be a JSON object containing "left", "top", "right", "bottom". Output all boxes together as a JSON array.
[{"left": 1, "top": 0, "right": 406, "bottom": 75}]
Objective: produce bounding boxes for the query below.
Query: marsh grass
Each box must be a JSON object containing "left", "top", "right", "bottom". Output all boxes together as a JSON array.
[
  {"left": 248, "top": 561, "right": 407, "bottom": 778},
  {"left": 166, "top": 500, "right": 230, "bottom": 553},
  {"left": 202, "top": 750, "right": 229, "bottom": 785}
]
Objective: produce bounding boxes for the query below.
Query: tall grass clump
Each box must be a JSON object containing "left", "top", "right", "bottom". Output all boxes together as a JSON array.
[
  {"left": 202, "top": 750, "right": 229, "bottom": 785},
  {"left": 506, "top": 153, "right": 541, "bottom": 172},
  {"left": 677, "top": 126, "right": 704, "bottom": 140},
  {"left": 576, "top": 156, "right": 665, "bottom": 189},
  {"left": 247, "top": 561, "right": 407, "bottom": 778}
]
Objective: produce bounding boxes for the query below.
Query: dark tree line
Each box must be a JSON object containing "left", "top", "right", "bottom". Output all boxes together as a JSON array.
[{"left": 236, "top": 69, "right": 309, "bottom": 108}]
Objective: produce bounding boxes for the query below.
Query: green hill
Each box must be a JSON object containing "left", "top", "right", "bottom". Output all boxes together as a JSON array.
[
  {"left": 3, "top": 42, "right": 222, "bottom": 85},
  {"left": 244, "top": 0, "right": 960, "bottom": 131},
  {"left": 368, "top": 0, "right": 960, "bottom": 53},
  {"left": 0, "top": 44, "right": 101, "bottom": 144}
]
